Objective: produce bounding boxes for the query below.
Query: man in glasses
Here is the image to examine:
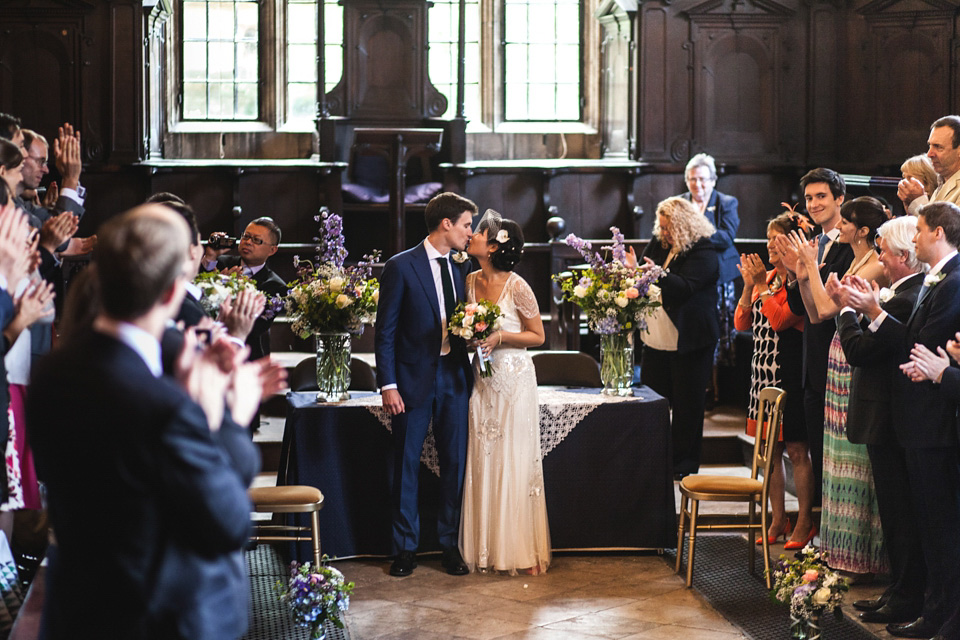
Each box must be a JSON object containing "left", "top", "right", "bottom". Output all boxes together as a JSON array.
[{"left": 203, "top": 217, "right": 287, "bottom": 360}]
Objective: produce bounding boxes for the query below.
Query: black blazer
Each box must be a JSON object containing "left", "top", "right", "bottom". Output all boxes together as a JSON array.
[
  {"left": 175, "top": 290, "right": 207, "bottom": 328},
  {"left": 641, "top": 236, "right": 720, "bottom": 353},
  {"left": 28, "top": 331, "right": 259, "bottom": 639},
  {"left": 216, "top": 255, "right": 288, "bottom": 360},
  {"left": 681, "top": 190, "right": 741, "bottom": 284},
  {"left": 875, "top": 255, "right": 960, "bottom": 448},
  {"left": 786, "top": 238, "right": 854, "bottom": 393},
  {"left": 837, "top": 273, "right": 923, "bottom": 445}
]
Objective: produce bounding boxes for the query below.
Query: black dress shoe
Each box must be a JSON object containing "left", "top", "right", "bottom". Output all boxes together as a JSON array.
[
  {"left": 887, "top": 617, "right": 941, "bottom": 638},
  {"left": 860, "top": 604, "right": 921, "bottom": 624},
  {"left": 440, "top": 547, "right": 469, "bottom": 576},
  {"left": 854, "top": 596, "right": 889, "bottom": 612},
  {"left": 390, "top": 551, "right": 417, "bottom": 577}
]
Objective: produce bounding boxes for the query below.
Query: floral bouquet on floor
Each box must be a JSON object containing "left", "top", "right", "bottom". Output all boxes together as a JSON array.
[
  {"left": 769, "top": 545, "right": 848, "bottom": 637},
  {"left": 552, "top": 227, "right": 663, "bottom": 394},
  {"left": 276, "top": 559, "right": 355, "bottom": 639},
  {"left": 448, "top": 299, "right": 502, "bottom": 377},
  {"left": 285, "top": 209, "right": 381, "bottom": 337}
]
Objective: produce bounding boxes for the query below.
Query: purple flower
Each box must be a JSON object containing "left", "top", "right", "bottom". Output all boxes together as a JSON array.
[
  {"left": 610, "top": 226, "right": 627, "bottom": 264},
  {"left": 593, "top": 316, "right": 621, "bottom": 335}
]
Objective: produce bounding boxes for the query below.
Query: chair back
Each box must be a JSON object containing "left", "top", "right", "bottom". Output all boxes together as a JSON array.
[
  {"left": 531, "top": 351, "right": 603, "bottom": 387},
  {"left": 751, "top": 386, "right": 786, "bottom": 499}
]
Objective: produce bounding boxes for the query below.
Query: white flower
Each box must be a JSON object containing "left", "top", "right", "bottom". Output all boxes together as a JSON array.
[
  {"left": 372, "top": 289, "right": 380, "bottom": 304},
  {"left": 452, "top": 251, "right": 469, "bottom": 263},
  {"left": 573, "top": 285, "right": 588, "bottom": 298},
  {"left": 462, "top": 314, "right": 475, "bottom": 327},
  {"left": 461, "top": 328, "right": 474, "bottom": 339},
  {"left": 812, "top": 587, "right": 832, "bottom": 606},
  {"left": 615, "top": 294, "right": 628, "bottom": 308},
  {"left": 492, "top": 317, "right": 502, "bottom": 330},
  {"left": 477, "top": 304, "right": 488, "bottom": 315},
  {"left": 335, "top": 294, "right": 352, "bottom": 308},
  {"left": 648, "top": 284, "right": 662, "bottom": 300},
  {"left": 597, "top": 290, "right": 611, "bottom": 302},
  {"left": 924, "top": 272, "right": 945, "bottom": 287},
  {"left": 878, "top": 287, "right": 893, "bottom": 303},
  {"left": 624, "top": 278, "right": 636, "bottom": 288},
  {"left": 496, "top": 229, "right": 510, "bottom": 243},
  {"left": 822, "top": 573, "right": 838, "bottom": 588},
  {"left": 329, "top": 276, "right": 345, "bottom": 293}
]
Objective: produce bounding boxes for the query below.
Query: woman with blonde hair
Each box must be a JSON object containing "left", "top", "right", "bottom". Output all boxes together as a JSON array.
[
  {"left": 639, "top": 196, "right": 720, "bottom": 477},
  {"left": 900, "top": 154, "right": 938, "bottom": 202}
]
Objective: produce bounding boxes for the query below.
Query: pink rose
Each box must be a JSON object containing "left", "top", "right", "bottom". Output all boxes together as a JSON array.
[
  {"left": 625, "top": 288, "right": 639, "bottom": 299},
  {"left": 465, "top": 303, "right": 479, "bottom": 314},
  {"left": 475, "top": 321, "right": 488, "bottom": 333},
  {"left": 803, "top": 569, "right": 819, "bottom": 583}
]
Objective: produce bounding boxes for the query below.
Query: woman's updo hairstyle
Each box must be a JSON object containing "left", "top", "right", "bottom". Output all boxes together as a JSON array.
[
  {"left": 840, "top": 196, "right": 887, "bottom": 248},
  {"left": 768, "top": 211, "right": 812, "bottom": 240},
  {"left": 490, "top": 219, "right": 524, "bottom": 272}
]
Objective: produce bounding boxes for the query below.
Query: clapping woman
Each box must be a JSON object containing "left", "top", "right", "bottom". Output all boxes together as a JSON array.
[{"left": 734, "top": 213, "right": 813, "bottom": 548}]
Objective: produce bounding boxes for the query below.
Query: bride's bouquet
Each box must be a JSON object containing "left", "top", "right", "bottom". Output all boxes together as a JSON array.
[{"left": 448, "top": 299, "right": 502, "bottom": 377}]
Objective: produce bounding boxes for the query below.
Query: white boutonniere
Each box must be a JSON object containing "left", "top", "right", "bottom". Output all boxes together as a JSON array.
[
  {"left": 496, "top": 229, "right": 510, "bottom": 243},
  {"left": 452, "top": 251, "right": 469, "bottom": 264},
  {"left": 924, "top": 272, "right": 945, "bottom": 287},
  {"left": 878, "top": 287, "right": 893, "bottom": 303}
]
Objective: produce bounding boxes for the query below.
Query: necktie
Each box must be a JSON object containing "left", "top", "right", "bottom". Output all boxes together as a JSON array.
[
  {"left": 817, "top": 233, "right": 830, "bottom": 263},
  {"left": 436, "top": 257, "right": 456, "bottom": 318}
]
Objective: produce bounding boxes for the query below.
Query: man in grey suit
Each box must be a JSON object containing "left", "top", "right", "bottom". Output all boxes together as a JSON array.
[{"left": 830, "top": 216, "right": 925, "bottom": 625}]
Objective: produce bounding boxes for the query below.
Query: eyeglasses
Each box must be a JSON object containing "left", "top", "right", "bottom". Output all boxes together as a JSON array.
[
  {"left": 28, "top": 156, "right": 48, "bottom": 168},
  {"left": 241, "top": 233, "right": 271, "bottom": 246}
]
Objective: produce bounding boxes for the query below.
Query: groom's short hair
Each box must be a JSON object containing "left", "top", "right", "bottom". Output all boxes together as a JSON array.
[{"left": 424, "top": 192, "right": 477, "bottom": 232}]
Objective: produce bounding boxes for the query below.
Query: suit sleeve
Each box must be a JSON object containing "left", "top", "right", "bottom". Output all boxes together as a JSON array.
[
  {"left": 659, "top": 243, "right": 719, "bottom": 308},
  {"left": 215, "top": 414, "right": 261, "bottom": 486},
  {"left": 709, "top": 193, "right": 739, "bottom": 252},
  {"left": 374, "top": 258, "right": 403, "bottom": 389},
  {"left": 837, "top": 309, "right": 896, "bottom": 367},
  {"left": 939, "top": 366, "right": 960, "bottom": 404},
  {"left": 761, "top": 290, "right": 803, "bottom": 332},
  {"left": 159, "top": 400, "right": 253, "bottom": 553}
]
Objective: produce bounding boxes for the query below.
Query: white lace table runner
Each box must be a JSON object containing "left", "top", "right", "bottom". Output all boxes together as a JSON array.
[{"left": 341, "top": 389, "right": 638, "bottom": 477}]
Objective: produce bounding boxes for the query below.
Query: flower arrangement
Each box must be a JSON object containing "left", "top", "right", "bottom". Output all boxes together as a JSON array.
[
  {"left": 448, "top": 299, "right": 502, "bottom": 377},
  {"left": 552, "top": 227, "right": 663, "bottom": 335},
  {"left": 770, "top": 546, "right": 848, "bottom": 622},
  {"left": 286, "top": 209, "right": 381, "bottom": 336},
  {"left": 276, "top": 559, "right": 355, "bottom": 639},
  {"left": 195, "top": 271, "right": 254, "bottom": 319}
]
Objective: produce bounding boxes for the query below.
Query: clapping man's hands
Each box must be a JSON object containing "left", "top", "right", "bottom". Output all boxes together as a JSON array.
[
  {"left": 901, "top": 343, "right": 951, "bottom": 384},
  {"left": 40, "top": 213, "right": 79, "bottom": 254},
  {"left": 0, "top": 202, "right": 34, "bottom": 288},
  {"left": 53, "top": 124, "right": 82, "bottom": 191}
]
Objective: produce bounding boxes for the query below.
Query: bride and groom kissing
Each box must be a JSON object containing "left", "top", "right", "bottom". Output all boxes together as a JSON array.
[{"left": 374, "top": 192, "right": 551, "bottom": 578}]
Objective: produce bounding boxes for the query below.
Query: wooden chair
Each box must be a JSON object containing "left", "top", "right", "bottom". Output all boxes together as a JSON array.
[
  {"left": 675, "top": 386, "right": 786, "bottom": 589},
  {"left": 249, "top": 485, "right": 325, "bottom": 567},
  {"left": 289, "top": 356, "right": 378, "bottom": 392},
  {"left": 531, "top": 351, "right": 603, "bottom": 387}
]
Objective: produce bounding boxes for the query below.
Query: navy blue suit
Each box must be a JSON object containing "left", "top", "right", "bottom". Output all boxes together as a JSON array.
[
  {"left": 681, "top": 190, "right": 740, "bottom": 284},
  {"left": 28, "top": 330, "right": 259, "bottom": 640},
  {"left": 375, "top": 242, "right": 473, "bottom": 553}
]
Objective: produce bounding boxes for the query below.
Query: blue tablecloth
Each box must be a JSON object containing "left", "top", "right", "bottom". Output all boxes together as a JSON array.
[{"left": 280, "top": 386, "right": 675, "bottom": 558}]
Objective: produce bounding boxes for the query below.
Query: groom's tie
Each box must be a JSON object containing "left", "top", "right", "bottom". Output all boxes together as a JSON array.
[{"left": 437, "top": 256, "right": 456, "bottom": 318}]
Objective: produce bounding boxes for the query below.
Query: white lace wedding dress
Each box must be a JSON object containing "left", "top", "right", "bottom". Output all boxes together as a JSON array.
[{"left": 459, "top": 271, "right": 551, "bottom": 575}]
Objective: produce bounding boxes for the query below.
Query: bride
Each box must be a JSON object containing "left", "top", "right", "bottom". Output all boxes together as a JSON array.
[{"left": 458, "top": 210, "right": 551, "bottom": 575}]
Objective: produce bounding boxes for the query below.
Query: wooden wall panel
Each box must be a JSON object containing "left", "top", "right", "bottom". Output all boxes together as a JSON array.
[{"left": 638, "top": 5, "right": 671, "bottom": 159}]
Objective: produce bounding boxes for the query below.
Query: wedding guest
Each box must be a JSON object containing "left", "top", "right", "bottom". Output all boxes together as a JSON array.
[
  {"left": 784, "top": 196, "right": 889, "bottom": 574},
  {"left": 843, "top": 201, "right": 960, "bottom": 639},
  {"left": 639, "top": 196, "right": 719, "bottom": 477},
  {"left": 782, "top": 168, "right": 854, "bottom": 505},
  {"left": 830, "top": 215, "right": 926, "bottom": 624},
  {"left": 733, "top": 212, "right": 812, "bottom": 549},
  {"left": 901, "top": 154, "right": 938, "bottom": 202},
  {"left": 679, "top": 153, "right": 740, "bottom": 395},
  {"left": 899, "top": 116, "right": 960, "bottom": 215}
]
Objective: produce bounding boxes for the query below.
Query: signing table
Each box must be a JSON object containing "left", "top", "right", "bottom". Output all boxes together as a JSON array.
[{"left": 279, "top": 386, "right": 675, "bottom": 558}]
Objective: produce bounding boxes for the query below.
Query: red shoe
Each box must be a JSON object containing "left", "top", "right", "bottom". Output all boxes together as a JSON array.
[
  {"left": 756, "top": 518, "right": 793, "bottom": 545},
  {"left": 783, "top": 525, "right": 818, "bottom": 550}
]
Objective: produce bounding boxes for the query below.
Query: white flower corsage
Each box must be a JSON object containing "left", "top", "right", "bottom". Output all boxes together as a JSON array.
[
  {"left": 877, "top": 287, "right": 893, "bottom": 303},
  {"left": 452, "top": 251, "right": 470, "bottom": 264},
  {"left": 496, "top": 229, "right": 510, "bottom": 243},
  {"left": 924, "top": 272, "right": 945, "bottom": 287}
]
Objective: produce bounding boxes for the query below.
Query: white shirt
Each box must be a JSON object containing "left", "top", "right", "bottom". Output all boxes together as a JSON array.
[
  {"left": 869, "top": 250, "right": 957, "bottom": 332},
  {"left": 111, "top": 322, "right": 163, "bottom": 378},
  {"left": 423, "top": 239, "right": 457, "bottom": 356},
  {"left": 818, "top": 227, "right": 841, "bottom": 262}
]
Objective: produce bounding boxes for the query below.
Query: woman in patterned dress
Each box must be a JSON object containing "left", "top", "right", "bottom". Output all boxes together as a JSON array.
[
  {"left": 792, "top": 196, "right": 890, "bottom": 575},
  {"left": 734, "top": 212, "right": 811, "bottom": 546}
]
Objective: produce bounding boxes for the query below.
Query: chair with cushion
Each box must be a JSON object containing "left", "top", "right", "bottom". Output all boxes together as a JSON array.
[
  {"left": 289, "top": 356, "right": 378, "bottom": 392},
  {"left": 249, "top": 485, "right": 324, "bottom": 567},
  {"left": 531, "top": 351, "right": 603, "bottom": 387},
  {"left": 675, "top": 386, "right": 786, "bottom": 589}
]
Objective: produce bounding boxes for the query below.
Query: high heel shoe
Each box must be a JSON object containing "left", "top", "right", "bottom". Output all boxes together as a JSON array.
[
  {"left": 783, "top": 525, "right": 818, "bottom": 550},
  {"left": 756, "top": 518, "right": 793, "bottom": 545}
]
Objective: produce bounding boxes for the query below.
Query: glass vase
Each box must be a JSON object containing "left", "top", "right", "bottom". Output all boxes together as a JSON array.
[
  {"left": 600, "top": 331, "right": 634, "bottom": 396},
  {"left": 789, "top": 610, "right": 822, "bottom": 640},
  {"left": 315, "top": 332, "right": 351, "bottom": 402}
]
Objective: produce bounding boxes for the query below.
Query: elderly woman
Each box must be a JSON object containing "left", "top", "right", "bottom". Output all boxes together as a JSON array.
[
  {"left": 680, "top": 153, "right": 740, "bottom": 375},
  {"left": 900, "top": 154, "right": 938, "bottom": 203},
  {"left": 640, "top": 197, "right": 719, "bottom": 477}
]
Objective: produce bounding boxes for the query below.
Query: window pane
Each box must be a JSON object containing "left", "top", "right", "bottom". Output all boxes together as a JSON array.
[
  {"left": 324, "top": 44, "right": 342, "bottom": 91},
  {"left": 286, "top": 0, "right": 343, "bottom": 124},
  {"left": 288, "top": 83, "right": 316, "bottom": 120},
  {"left": 180, "top": 0, "right": 259, "bottom": 121},
  {"left": 325, "top": 1, "right": 343, "bottom": 45},
  {"left": 287, "top": 4, "right": 316, "bottom": 43},
  {"left": 503, "top": 0, "right": 581, "bottom": 121},
  {"left": 428, "top": 0, "right": 480, "bottom": 121}
]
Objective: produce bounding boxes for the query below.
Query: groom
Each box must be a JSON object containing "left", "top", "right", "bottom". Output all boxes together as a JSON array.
[{"left": 375, "top": 192, "right": 477, "bottom": 577}]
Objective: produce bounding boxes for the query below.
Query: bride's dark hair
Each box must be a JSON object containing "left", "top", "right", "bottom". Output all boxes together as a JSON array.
[{"left": 490, "top": 219, "right": 524, "bottom": 272}]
